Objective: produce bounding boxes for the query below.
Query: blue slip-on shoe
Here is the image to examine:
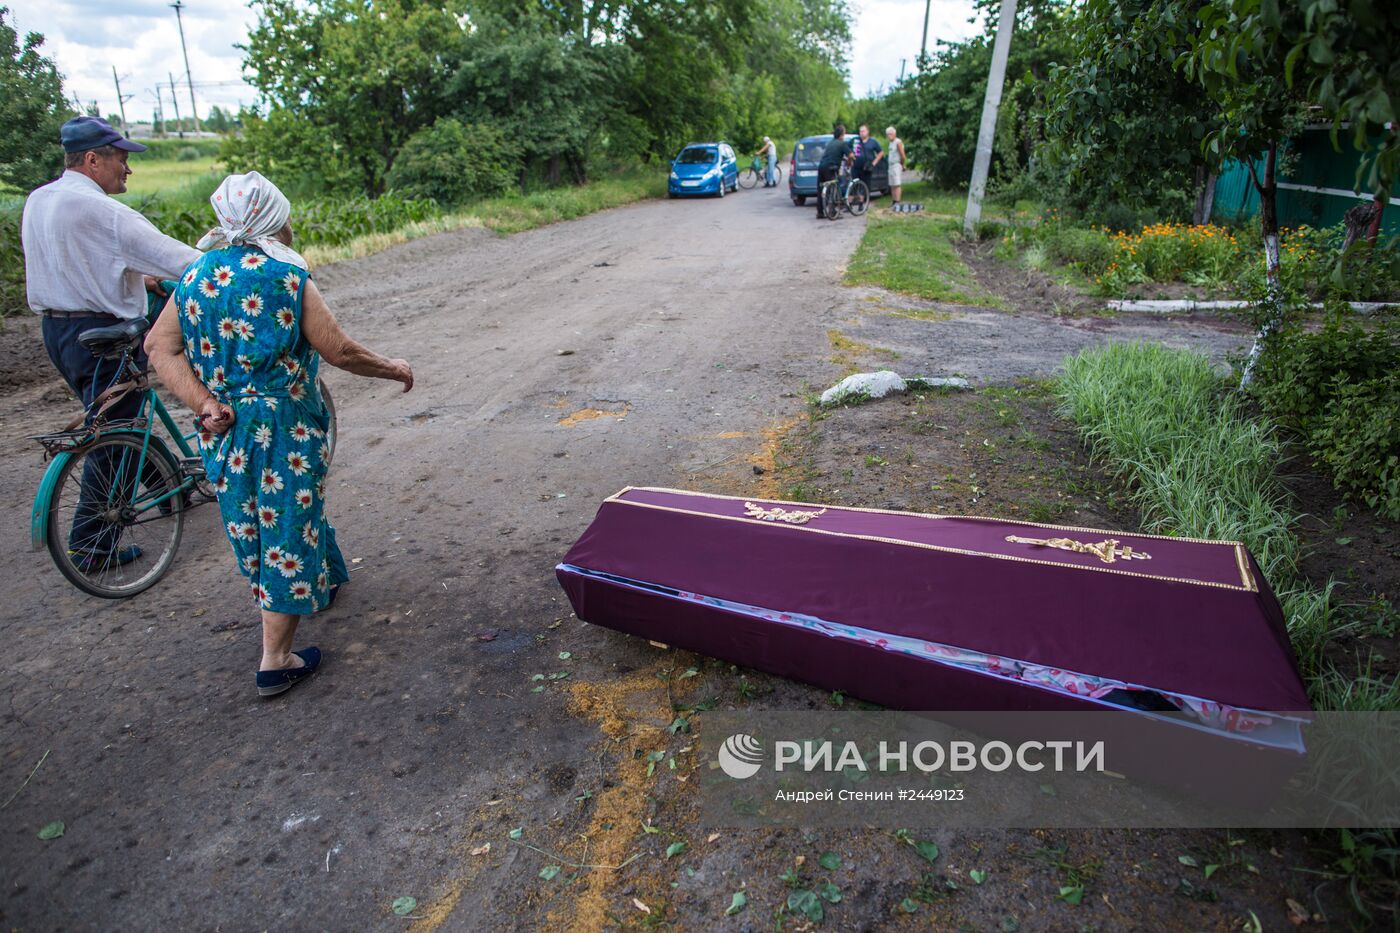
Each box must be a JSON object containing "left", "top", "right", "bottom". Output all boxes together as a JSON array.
[
  {"left": 73, "top": 544, "right": 143, "bottom": 573},
  {"left": 256, "top": 646, "right": 322, "bottom": 697}
]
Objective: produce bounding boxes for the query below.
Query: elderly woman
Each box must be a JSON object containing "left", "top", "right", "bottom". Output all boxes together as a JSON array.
[{"left": 146, "top": 172, "right": 413, "bottom": 697}]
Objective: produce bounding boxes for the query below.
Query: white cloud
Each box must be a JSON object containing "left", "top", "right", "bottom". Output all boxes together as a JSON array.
[
  {"left": 6, "top": 0, "right": 982, "bottom": 126},
  {"left": 7, "top": 0, "right": 258, "bottom": 123},
  {"left": 848, "top": 0, "right": 984, "bottom": 96}
]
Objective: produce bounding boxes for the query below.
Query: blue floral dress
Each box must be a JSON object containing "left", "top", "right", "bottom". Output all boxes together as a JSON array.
[{"left": 172, "top": 245, "right": 347, "bottom": 613}]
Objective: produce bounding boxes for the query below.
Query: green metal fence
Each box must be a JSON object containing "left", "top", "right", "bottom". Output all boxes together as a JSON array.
[{"left": 1212, "top": 129, "right": 1398, "bottom": 235}]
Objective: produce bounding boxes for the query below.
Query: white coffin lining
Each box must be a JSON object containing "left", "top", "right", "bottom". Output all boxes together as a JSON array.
[{"left": 559, "top": 564, "right": 1307, "bottom": 751}]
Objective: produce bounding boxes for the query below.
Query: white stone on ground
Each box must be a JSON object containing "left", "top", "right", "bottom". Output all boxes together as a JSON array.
[{"left": 819, "top": 372, "right": 970, "bottom": 406}]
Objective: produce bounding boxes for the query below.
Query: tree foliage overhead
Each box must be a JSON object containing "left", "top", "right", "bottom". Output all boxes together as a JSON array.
[
  {"left": 0, "top": 6, "right": 74, "bottom": 192},
  {"left": 1042, "top": 0, "right": 1222, "bottom": 221},
  {"left": 237, "top": 0, "right": 465, "bottom": 197},
  {"left": 231, "top": 0, "right": 852, "bottom": 199},
  {"left": 876, "top": 1, "right": 1072, "bottom": 190}
]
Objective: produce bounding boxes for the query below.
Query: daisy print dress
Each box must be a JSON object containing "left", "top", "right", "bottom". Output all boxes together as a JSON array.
[{"left": 172, "top": 245, "right": 348, "bottom": 613}]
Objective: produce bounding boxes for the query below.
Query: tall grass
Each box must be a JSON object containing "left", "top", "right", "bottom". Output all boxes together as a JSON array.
[{"left": 1055, "top": 342, "right": 1361, "bottom": 705}]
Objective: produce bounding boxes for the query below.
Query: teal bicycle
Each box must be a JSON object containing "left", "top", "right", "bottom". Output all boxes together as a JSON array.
[{"left": 30, "top": 294, "right": 336, "bottom": 599}]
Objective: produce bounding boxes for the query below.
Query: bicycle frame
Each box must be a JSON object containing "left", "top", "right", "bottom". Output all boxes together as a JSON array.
[{"left": 29, "top": 376, "right": 201, "bottom": 552}]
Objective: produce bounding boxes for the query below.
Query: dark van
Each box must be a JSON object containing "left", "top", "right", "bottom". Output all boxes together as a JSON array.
[{"left": 787, "top": 134, "right": 889, "bottom": 206}]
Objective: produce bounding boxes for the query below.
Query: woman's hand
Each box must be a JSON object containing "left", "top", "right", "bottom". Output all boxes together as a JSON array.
[
  {"left": 198, "top": 398, "right": 236, "bottom": 434},
  {"left": 389, "top": 359, "right": 414, "bottom": 393}
]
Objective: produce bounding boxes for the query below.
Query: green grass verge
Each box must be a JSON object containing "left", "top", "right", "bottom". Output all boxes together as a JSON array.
[
  {"left": 2, "top": 167, "right": 665, "bottom": 309},
  {"left": 1055, "top": 342, "right": 1387, "bottom": 709},
  {"left": 121, "top": 156, "right": 223, "bottom": 197},
  {"left": 300, "top": 168, "right": 664, "bottom": 266},
  {"left": 843, "top": 214, "right": 1003, "bottom": 308},
  {"left": 469, "top": 168, "right": 665, "bottom": 235}
]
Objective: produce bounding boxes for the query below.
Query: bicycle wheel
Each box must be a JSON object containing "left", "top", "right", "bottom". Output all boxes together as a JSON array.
[
  {"left": 318, "top": 377, "right": 338, "bottom": 468},
  {"left": 739, "top": 168, "right": 759, "bottom": 189},
  {"left": 772, "top": 165, "right": 783, "bottom": 186},
  {"left": 46, "top": 433, "right": 185, "bottom": 598},
  {"left": 846, "top": 179, "right": 870, "bottom": 216},
  {"left": 822, "top": 183, "right": 840, "bottom": 220}
]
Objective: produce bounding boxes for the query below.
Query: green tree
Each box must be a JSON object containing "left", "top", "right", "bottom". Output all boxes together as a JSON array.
[
  {"left": 1284, "top": 0, "right": 1398, "bottom": 201},
  {"left": 1043, "top": 0, "right": 1224, "bottom": 225},
  {"left": 0, "top": 6, "right": 73, "bottom": 191},
  {"left": 1181, "top": 0, "right": 1313, "bottom": 384},
  {"left": 385, "top": 117, "right": 516, "bottom": 202},
  {"left": 446, "top": 16, "right": 623, "bottom": 186},
  {"left": 239, "top": 0, "right": 467, "bottom": 196},
  {"left": 881, "top": 2, "right": 1072, "bottom": 189}
]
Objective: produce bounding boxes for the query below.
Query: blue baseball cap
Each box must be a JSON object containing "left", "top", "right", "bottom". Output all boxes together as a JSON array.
[{"left": 60, "top": 116, "right": 147, "bottom": 154}]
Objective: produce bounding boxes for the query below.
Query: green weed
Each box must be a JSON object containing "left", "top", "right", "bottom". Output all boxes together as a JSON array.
[{"left": 844, "top": 215, "right": 1003, "bottom": 308}]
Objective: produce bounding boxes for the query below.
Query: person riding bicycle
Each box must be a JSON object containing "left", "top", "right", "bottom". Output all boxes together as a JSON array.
[
  {"left": 21, "top": 116, "right": 200, "bottom": 571},
  {"left": 816, "top": 124, "right": 853, "bottom": 220},
  {"left": 752, "top": 136, "right": 778, "bottom": 187}
]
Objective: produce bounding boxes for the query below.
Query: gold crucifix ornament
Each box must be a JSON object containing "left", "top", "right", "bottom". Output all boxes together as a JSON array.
[
  {"left": 1004, "top": 534, "right": 1151, "bottom": 564},
  {"left": 743, "top": 501, "right": 827, "bottom": 525}
]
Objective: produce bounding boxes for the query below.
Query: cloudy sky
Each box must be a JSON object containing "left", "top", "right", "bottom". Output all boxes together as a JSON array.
[{"left": 7, "top": 0, "right": 984, "bottom": 124}]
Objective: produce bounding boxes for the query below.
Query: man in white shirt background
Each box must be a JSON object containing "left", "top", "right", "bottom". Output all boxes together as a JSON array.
[{"left": 22, "top": 116, "right": 199, "bottom": 568}]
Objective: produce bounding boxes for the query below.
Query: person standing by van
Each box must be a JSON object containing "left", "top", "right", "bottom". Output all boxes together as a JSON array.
[
  {"left": 853, "top": 125, "right": 882, "bottom": 192},
  {"left": 885, "top": 126, "right": 906, "bottom": 206}
]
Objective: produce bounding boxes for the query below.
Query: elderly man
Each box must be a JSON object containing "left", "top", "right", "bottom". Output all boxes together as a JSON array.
[{"left": 23, "top": 116, "right": 199, "bottom": 569}]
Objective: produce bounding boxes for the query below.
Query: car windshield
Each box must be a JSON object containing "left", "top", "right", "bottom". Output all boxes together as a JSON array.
[
  {"left": 796, "top": 140, "right": 828, "bottom": 163},
  {"left": 676, "top": 147, "right": 717, "bottom": 164}
]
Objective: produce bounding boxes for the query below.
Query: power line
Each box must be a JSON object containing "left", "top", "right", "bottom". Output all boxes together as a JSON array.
[{"left": 170, "top": 1, "right": 202, "bottom": 135}]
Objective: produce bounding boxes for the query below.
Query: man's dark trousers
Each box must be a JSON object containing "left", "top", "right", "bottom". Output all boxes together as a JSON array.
[
  {"left": 42, "top": 314, "right": 150, "bottom": 558},
  {"left": 816, "top": 165, "right": 839, "bottom": 217}
]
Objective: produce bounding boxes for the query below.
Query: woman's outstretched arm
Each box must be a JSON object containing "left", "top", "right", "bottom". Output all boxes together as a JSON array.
[{"left": 301, "top": 280, "right": 413, "bottom": 392}]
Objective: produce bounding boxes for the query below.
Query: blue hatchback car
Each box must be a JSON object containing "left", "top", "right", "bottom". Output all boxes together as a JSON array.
[{"left": 668, "top": 142, "right": 739, "bottom": 198}]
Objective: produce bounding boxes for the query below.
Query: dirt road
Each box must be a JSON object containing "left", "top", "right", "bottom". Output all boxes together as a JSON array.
[{"left": 1, "top": 188, "right": 1272, "bottom": 930}]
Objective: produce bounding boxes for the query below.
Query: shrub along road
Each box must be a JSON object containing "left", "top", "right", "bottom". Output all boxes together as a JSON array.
[{"left": 0, "top": 188, "right": 1320, "bottom": 930}]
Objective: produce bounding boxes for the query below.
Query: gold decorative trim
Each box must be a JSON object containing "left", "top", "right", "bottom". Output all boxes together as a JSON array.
[
  {"left": 743, "top": 501, "right": 826, "bottom": 525},
  {"left": 603, "top": 488, "right": 1258, "bottom": 592},
  {"left": 610, "top": 486, "right": 1246, "bottom": 547},
  {"left": 1004, "top": 535, "right": 1151, "bottom": 564}
]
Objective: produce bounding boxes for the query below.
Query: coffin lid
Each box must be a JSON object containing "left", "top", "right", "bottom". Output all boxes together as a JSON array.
[{"left": 562, "top": 487, "right": 1312, "bottom": 713}]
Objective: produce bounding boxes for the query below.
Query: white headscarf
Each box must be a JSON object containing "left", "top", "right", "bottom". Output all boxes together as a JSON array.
[{"left": 196, "top": 171, "right": 308, "bottom": 270}]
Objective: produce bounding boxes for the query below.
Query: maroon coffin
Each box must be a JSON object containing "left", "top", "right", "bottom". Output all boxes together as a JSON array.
[{"left": 556, "top": 487, "right": 1312, "bottom": 755}]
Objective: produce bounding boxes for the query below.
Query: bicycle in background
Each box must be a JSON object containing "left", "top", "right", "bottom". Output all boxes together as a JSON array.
[
  {"left": 739, "top": 156, "right": 783, "bottom": 189},
  {"left": 820, "top": 166, "right": 869, "bottom": 220}
]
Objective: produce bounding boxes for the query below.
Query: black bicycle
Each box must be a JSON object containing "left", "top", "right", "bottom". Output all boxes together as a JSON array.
[{"left": 820, "top": 166, "right": 869, "bottom": 220}]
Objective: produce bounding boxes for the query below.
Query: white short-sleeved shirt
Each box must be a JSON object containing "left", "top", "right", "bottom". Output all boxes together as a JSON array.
[{"left": 22, "top": 171, "right": 200, "bottom": 320}]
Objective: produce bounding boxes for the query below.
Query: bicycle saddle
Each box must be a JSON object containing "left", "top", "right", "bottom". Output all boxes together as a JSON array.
[{"left": 79, "top": 318, "right": 150, "bottom": 358}]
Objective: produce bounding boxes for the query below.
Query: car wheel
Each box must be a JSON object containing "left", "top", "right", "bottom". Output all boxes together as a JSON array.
[
  {"left": 717, "top": 179, "right": 725, "bottom": 198},
  {"left": 792, "top": 196, "right": 806, "bottom": 206}
]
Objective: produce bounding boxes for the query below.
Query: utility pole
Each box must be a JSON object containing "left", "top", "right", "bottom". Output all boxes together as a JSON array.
[
  {"left": 169, "top": 72, "right": 185, "bottom": 138},
  {"left": 152, "top": 84, "right": 165, "bottom": 136},
  {"left": 899, "top": 58, "right": 907, "bottom": 83},
  {"left": 111, "top": 68, "right": 132, "bottom": 137},
  {"left": 171, "top": 1, "right": 202, "bottom": 135},
  {"left": 963, "top": 0, "right": 1017, "bottom": 237},
  {"left": 920, "top": 0, "right": 932, "bottom": 64}
]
